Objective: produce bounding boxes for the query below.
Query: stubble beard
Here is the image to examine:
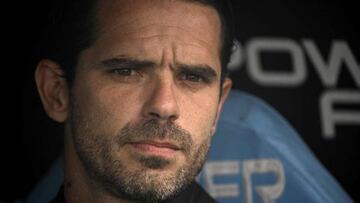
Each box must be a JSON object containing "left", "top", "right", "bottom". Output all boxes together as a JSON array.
[{"left": 69, "top": 100, "right": 212, "bottom": 202}]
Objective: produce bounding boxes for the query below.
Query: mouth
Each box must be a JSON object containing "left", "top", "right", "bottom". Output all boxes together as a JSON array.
[{"left": 128, "top": 140, "right": 181, "bottom": 158}]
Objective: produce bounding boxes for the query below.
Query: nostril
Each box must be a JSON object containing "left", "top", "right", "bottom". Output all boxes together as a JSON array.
[
  {"left": 149, "top": 112, "right": 161, "bottom": 118},
  {"left": 168, "top": 115, "right": 178, "bottom": 122},
  {"left": 147, "top": 111, "right": 178, "bottom": 122}
]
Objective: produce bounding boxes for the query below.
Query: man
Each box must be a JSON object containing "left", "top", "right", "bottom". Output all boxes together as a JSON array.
[{"left": 35, "top": 0, "right": 233, "bottom": 202}]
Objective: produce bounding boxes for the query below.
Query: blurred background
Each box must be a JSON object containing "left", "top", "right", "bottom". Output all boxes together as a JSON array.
[{"left": 5, "top": 0, "right": 359, "bottom": 202}]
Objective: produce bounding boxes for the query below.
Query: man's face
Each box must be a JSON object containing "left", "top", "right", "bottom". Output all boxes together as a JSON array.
[{"left": 68, "top": 0, "right": 231, "bottom": 201}]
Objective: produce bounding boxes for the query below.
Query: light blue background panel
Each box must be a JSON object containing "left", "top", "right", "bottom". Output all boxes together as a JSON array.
[{"left": 197, "top": 90, "right": 353, "bottom": 203}]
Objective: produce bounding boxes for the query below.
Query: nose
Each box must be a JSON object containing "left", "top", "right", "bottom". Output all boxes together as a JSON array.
[{"left": 142, "top": 75, "right": 180, "bottom": 122}]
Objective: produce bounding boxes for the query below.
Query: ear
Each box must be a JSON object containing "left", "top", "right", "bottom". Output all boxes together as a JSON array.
[
  {"left": 35, "top": 59, "right": 70, "bottom": 123},
  {"left": 211, "top": 77, "right": 232, "bottom": 134}
]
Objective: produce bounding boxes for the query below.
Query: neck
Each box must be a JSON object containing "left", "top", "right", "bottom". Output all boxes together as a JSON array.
[{"left": 63, "top": 125, "right": 134, "bottom": 203}]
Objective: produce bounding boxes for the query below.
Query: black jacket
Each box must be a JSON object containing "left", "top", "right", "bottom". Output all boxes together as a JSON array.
[{"left": 50, "top": 182, "right": 217, "bottom": 203}]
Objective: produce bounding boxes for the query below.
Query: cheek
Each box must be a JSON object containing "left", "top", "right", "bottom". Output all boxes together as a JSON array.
[
  {"left": 98, "top": 86, "right": 145, "bottom": 130},
  {"left": 72, "top": 82, "right": 142, "bottom": 136},
  {"left": 180, "top": 93, "right": 219, "bottom": 145}
]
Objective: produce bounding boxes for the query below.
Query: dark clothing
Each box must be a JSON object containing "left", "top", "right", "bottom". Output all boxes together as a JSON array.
[{"left": 50, "top": 182, "right": 216, "bottom": 203}]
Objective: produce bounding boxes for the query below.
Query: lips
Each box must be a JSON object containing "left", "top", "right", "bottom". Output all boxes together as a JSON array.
[{"left": 128, "top": 140, "right": 181, "bottom": 157}]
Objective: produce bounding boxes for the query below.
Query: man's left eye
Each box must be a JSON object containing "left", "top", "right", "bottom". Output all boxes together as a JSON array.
[{"left": 182, "top": 73, "right": 205, "bottom": 83}]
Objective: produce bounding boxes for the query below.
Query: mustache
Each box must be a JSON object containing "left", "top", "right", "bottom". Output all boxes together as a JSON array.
[{"left": 116, "top": 119, "right": 193, "bottom": 155}]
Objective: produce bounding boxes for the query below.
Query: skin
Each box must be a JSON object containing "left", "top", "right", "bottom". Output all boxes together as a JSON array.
[{"left": 35, "top": 0, "right": 232, "bottom": 202}]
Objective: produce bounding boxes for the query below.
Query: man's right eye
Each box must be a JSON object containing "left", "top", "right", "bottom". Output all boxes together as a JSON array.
[
  {"left": 107, "top": 67, "right": 144, "bottom": 83},
  {"left": 111, "top": 68, "right": 136, "bottom": 76}
]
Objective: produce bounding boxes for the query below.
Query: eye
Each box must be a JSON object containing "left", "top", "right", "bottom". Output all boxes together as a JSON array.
[
  {"left": 111, "top": 68, "right": 144, "bottom": 78},
  {"left": 181, "top": 73, "right": 206, "bottom": 83},
  {"left": 112, "top": 68, "right": 136, "bottom": 76}
]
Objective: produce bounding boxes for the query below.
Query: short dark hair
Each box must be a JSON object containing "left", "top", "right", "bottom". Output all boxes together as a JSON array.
[{"left": 41, "top": 0, "right": 234, "bottom": 86}]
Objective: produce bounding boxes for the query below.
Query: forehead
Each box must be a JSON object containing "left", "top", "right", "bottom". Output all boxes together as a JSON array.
[
  {"left": 96, "top": 0, "right": 221, "bottom": 35},
  {"left": 91, "top": 0, "right": 222, "bottom": 66}
]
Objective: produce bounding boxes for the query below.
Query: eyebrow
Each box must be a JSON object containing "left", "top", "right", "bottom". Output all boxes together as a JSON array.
[
  {"left": 175, "top": 63, "right": 218, "bottom": 80},
  {"left": 100, "top": 56, "right": 218, "bottom": 79},
  {"left": 101, "top": 57, "right": 156, "bottom": 69}
]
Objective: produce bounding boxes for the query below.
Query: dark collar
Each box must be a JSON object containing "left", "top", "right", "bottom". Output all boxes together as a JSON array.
[{"left": 50, "top": 182, "right": 216, "bottom": 203}]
